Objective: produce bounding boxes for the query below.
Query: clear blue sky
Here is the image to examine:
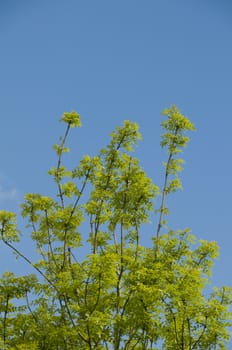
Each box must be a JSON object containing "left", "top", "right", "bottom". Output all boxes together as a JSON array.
[{"left": 0, "top": 1, "right": 231, "bottom": 291}]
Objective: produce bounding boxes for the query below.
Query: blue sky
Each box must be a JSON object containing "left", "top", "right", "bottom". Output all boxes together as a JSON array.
[{"left": 0, "top": 0, "right": 232, "bottom": 291}]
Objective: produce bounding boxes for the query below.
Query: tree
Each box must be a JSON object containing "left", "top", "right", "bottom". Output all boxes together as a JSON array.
[{"left": 0, "top": 106, "right": 231, "bottom": 349}]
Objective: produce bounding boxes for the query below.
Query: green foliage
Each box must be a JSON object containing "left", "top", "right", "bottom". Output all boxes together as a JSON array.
[
  {"left": 156, "top": 106, "right": 196, "bottom": 239},
  {"left": 60, "top": 111, "right": 82, "bottom": 128},
  {"left": 0, "top": 107, "right": 231, "bottom": 349},
  {"left": 0, "top": 211, "right": 19, "bottom": 243}
]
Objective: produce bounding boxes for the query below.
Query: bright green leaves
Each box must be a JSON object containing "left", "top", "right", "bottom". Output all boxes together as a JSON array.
[
  {"left": 53, "top": 143, "right": 70, "bottom": 156},
  {"left": 148, "top": 230, "right": 229, "bottom": 350},
  {"left": 21, "top": 193, "right": 56, "bottom": 227},
  {"left": 161, "top": 105, "right": 195, "bottom": 140},
  {"left": 107, "top": 154, "right": 158, "bottom": 228},
  {"left": 72, "top": 155, "right": 101, "bottom": 181},
  {"left": 156, "top": 106, "right": 195, "bottom": 238},
  {"left": 60, "top": 111, "right": 82, "bottom": 128},
  {"left": 23, "top": 193, "right": 54, "bottom": 211},
  {"left": 21, "top": 192, "right": 83, "bottom": 253},
  {"left": 0, "top": 272, "right": 37, "bottom": 298},
  {"left": 165, "top": 157, "right": 185, "bottom": 174},
  {"left": 48, "top": 165, "right": 71, "bottom": 183},
  {"left": 84, "top": 122, "right": 158, "bottom": 253},
  {"left": 109, "top": 119, "right": 142, "bottom": 152},
  {"left": 0, "top": 210, "right": 19, "bottom": 242},
  {"left": 49, "top": 112, "right": 82, "bottom": 210},
  {"left": 0, "top": 272, "right": 38, "bottom": 349},
  {"left": 161, "top": 105, "right": 195, "bottom": 159},
  {"left": 192, "top": 239, "right": 219, "bottom": 276},
  {"left": 60, "top": 181, "right": 80, "bottom": 198},
  {"left": 0, "top": 107, "right": 231, "bottom": 349}
]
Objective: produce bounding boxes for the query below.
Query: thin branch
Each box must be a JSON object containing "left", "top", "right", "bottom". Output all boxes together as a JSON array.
[
  {"left": 25, "top": 290, "right": 38, "bottom": 324},
  {"left": 93, "top": 134, "right": 126, "bottom": 254},
  {"left": 62, "top": 170, "right": 90, "bottom": 269},
  {"left": 2, "top": 238, "right": 57, "bottom": 291},
  {"left": 191, "top": 316, "right": 208, "bottom": 349},
  {"left": 56, "top": 123, "right": 71, "bottom": 209},
  {"left": 44, "top": 209, "right": 59, "bottom": 273},
  {"left": 162, "top": 297, "right": 179, "bottom": 347},
  {"left": 3, "top": 293, "right": 9, "bottom": 347},
  {"left": 156, "top": 152, "right": 172, "bottom": 239},
  {"left": 156, "top": 127, "right": 179, "bottom": 239}
]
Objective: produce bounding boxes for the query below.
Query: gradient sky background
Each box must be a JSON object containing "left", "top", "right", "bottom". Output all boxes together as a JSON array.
[{"left": 0, "top": 0, "right": 232, "bottom": 293}]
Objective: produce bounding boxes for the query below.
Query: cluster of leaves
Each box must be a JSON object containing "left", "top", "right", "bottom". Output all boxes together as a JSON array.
[{"left": 0, "top": 108, "right": 231, "bottom": 349}]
